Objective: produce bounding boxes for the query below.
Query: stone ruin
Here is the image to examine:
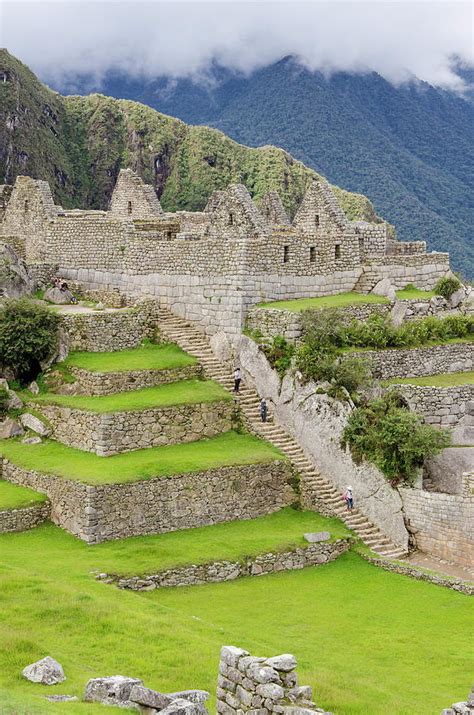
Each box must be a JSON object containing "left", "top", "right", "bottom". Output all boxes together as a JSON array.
[
  {"left": 442, "top": 685, "right": 474, "bottom": 714},
  {"left": 0, "top": 169, "right": 451, "bottom": 335}
]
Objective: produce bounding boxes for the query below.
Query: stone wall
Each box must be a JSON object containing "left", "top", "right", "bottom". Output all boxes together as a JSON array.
[
  {"left": 37, "top": 400, "right": 234, "bottom": 455},
  {"left": 360, "top": 555, "right": 474, "bottom": 595},
  {"left": 70, "top": 364, "right": 203, "bottom": 396},
  {"left": 217, "top": 645, "right": 330, "bottom": 715},
  {"left": 102, "top": 540, "right": 350, "bottom": 590},
  {"left": 400, "top": 486, "right": 474, "bottom": 568},
  {"left": 390, "top": 383, "right": 474, "bottom": 427},
  {"left": 0, "top": 501, "right": 50, "bottom": 534},
  {"left": 1, "top": 459, "right": 294, "bottom": 543},
  {"left": 364, "top": 342, "right": 473, "bottom": 380},
  {"left": 61, "top": 306, "right": 155, "bottom": 352}
]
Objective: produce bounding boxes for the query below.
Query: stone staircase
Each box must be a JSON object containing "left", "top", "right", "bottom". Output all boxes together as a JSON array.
[
  {"left": 353, "top": 267, "right": 383, "bottom": 294},
  {"left": 158, "top": 308, "right": 407, "bottom": 560}
]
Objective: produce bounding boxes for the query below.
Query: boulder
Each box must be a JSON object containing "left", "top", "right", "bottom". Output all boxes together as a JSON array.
[
  {"left": 22, "top": 435, "right": 42, "bottom": 445},
  {"left": 449, "top": 287, "right": 466, "bottom": 309},
  {"left": 130, "top": 684, "right": 172, "bottom": 710},
  {"left": 22, "top": 656, "right": 66, "bottom": 685},
  {"left": 84, "top": 675, "right": 143, "bottom": 708},
  {"left": 0, "top": 378, "right": 9, "bottom": 391},
  {"left": 371, "top": 278, "right": 396, "bottom": 301},
  {"left": 28, "top": 381, "right": 40, "bottom": 395},
  {"left": 0, "top": 417, "right": 24, "bottom": 439},
  {"left": 0, "top": 243, "right": 34, "bottom": 298},
  {"left": 44, "top": 287, "right": 74, "bottom": 305},
  {"left": 160, "top": 698, "right": 200, "bottom": 715},
  {"left": 303, "top": 532, "right": 330, "bottom": 543},
  {"left": 7, "top": 390, "right": 23, "bottom": 409},
  {"left": 20, "top": 413, "right": 51, "bottom": 436},
  {"left": 390, "top": 302, "right": 407, "bottom": 327},
  {"left": 424, "top": 447, "right": 474, "bottom": 493}
]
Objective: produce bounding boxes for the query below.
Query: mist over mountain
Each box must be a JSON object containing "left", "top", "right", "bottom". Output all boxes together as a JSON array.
[{"left": 75, "top": 57, "right": 474, "bottom": 278}]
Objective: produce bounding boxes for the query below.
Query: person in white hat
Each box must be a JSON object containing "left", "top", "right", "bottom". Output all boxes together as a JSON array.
[{"left": 344, "top": 486, "right": 354, "bottom": 511}]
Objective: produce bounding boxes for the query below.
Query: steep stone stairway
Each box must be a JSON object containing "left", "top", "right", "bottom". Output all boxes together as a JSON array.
[{"left": 158, "top": 308, "right": 407, "bottom": 560}]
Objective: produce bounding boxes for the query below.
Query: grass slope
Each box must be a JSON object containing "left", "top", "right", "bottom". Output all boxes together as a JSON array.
[
  {"left": 29, "top": 379, "right": 230, "bottom": 413},
  {"left": 258, "top": 292, "right": 389, "bottom": 312},
  {"left": 0, "top": 523, "right": 471, "bottom": 714},
  {"left": 395, "top": 288, "right": 436, "bottom": 300},
  {"left": 385, "top": 371, "right": 474, "bottom": 387},
  {"left": 0, "top": 481, "right": 46, "bottom": 510},
  {"left": 64, "top": 343, "right": 197, "bottom": 373},
  {"left": 0, "top": 432, "right": 284, "bottom": 484}
]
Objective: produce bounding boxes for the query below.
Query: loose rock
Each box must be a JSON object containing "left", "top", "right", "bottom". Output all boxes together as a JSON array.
[{"left": 22, "top": 656, "right": 66, "bottom": 685}]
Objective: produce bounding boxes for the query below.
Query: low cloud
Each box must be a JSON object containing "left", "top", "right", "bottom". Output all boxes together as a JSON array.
[{"left": 1, "top": 0, "right": 473, "bottom": 90}]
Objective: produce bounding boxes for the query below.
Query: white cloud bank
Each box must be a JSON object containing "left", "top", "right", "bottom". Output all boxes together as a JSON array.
[{"left": 1, "top": 0, "right": 473, "bottom": 89}]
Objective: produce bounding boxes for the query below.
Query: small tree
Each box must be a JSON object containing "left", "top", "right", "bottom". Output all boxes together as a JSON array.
[
  {"left": 434, "top": 276, "right": 461, "bottom": 300},
  {"left": 0, "top": 298, "right": 61, "bottom": 383}
]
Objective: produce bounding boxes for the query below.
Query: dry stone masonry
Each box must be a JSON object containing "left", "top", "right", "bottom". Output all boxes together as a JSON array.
[
  {"left": 217, "top": 646, "right": 332, "bottom": 715},
  {"left": 70, "top": 363, "right": 202, "bottom": 395},
  {"left": 0, "top": 170, "right": 450, "bottom": 335},
  {"left": 390, "top": 384, "right": 474, "bottom": 428},
  {"left": 0, "top": 500, "right": 50, "bottom": 534}
]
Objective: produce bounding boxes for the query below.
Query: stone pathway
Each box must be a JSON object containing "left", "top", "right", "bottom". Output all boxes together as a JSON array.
[
  {"left": 158, "top": 308, "right": 407, "bottom": 560},
  {"left": 405, "top": 552, "right": 474, "bottom": 582}
]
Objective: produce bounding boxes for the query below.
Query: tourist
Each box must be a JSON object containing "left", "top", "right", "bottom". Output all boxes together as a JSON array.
[
  {"left": 233, "top": 367, "right": 242, "bottom": 393},
  {"left": 259, "top": 398, "right": 267, "bottom": 422},
  {"left": 344, "top": 486, "right": 354, "bottom": 511}
]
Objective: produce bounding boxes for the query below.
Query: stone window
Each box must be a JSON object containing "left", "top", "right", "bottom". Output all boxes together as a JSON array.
[
  {"left": 335, "top": 244, "right": 341, "bottom": 260},
  {"left": 359, "top": 236, "right": 364, "bottom": 254},
  {"left": 310, "top": 246, "right": 316, "bottom": 263},
  {"left": 24, "top": 200, "right": 29, "bottom": 212},
  {"left": 127, "top": 201, "right": 132, "bottom": 215},
  {"left": 228, "top": 212, "right": 234, "bottom": 226},
  {"left": 315, "top": 214, "right": 320, "bottom": 227},
  {"left": 283, "top": 245, "right": 290, "bottom": 263}
]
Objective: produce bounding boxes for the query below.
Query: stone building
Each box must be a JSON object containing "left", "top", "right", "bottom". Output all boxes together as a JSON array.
[{"left": 0, "top": 169, "right": 450, "bottom": 334}]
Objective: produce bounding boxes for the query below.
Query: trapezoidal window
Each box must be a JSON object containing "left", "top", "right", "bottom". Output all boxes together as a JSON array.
[
  {"left": 359, "top": 236, "right": 365, "bottom": 253},
  {"left": 228, "top": 212, "right": 234, "bottom": 226},
  {"left": 315, "top": 214, "right": 320, "bottom": 227},
  {"left": 310, "top": 246, "right": 316, "bottom": 263},
  {"left": 335, "top": 244, "right": 341, "bottom": 260},
  {"left": 283, "top": 245, "right": 290, "bottom": 263},
  {"left": 127, "top": 201, "right": 132, "bottom": 215}
]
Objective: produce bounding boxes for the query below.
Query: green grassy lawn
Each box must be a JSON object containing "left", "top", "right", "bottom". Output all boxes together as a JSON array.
[
  {"left": 0, "top": 481, "right": 47, "bottom": 511},
  {"left": 384, "top": 371, "right": 474, "bottom": 387},
  {"left": 63, "top": 343, "right": 197, "bottom": 373},
  {"left": 0, "top": 432, "right": 284, "bottom": 485},
  {"left": 395, "top": 287, "right": 436, "bottom": 300},
  {"left": 257, "top": 292, "right": 389, "bottom": 312},
  {"left": 28, "top": 379, "right": 230, "bottom": 413},
  {"left": 0, "top": 524, "right": 471, "bottom": 714}
]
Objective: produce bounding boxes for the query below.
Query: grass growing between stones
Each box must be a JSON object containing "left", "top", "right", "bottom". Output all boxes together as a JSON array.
[
  {"left": 0, "top": 524, "right": 471, "bottom": 715},
  {"left": 257, "top": 292, "right": 389, "bottom": 312},
  {"left": 0, "top": 480, "right": 47, "bottom": 510},
  {"left": 27, "top": 379, "right": 230, "bottom": 413},
  {"left": 0, "top": 431, "right": 285, "bottom": 484},
  {"left": 63, "top": 343, "right": 197, "bottom": 372},
  {"left": 384, "top": 371, "right": 474, "bottom": 387}
]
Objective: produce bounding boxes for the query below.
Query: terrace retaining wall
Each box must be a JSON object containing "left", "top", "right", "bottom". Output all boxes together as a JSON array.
[
  {"left": 363, "top": 343, "right": 473, "bottom": 380},
  {"left": 1, "top": 459, "right": 295, "bottom": 543},
  {"left": 101, "top": 539, "right": 350, "bottom": 590},
  {"left": 36, "top": 399, "right": 234, "bottom": 455},
  {"left": 70, "top": 363, "right": 202, "bottom": 395},
  {"left": 389, "top": 383, "right": 474, "bottom": 427},
  {"left": 0, "top": 501, "right": 50, "bottom": 534}
]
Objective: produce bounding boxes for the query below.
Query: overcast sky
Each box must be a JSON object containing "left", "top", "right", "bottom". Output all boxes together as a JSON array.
[{"left": 1, "top": 0, "right": 473, "bottom": 90}]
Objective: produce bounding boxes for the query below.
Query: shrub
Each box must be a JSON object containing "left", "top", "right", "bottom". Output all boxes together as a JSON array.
[
  {"left": 261, "top": 335, "right": 295, "bottom": 376},
  {"left": 333, "top": 355, "right": 372, "bottom": 394},
  {"left": 434, "top": 276, "right": 461, "bottom": 300},
  {"left": 0, "top": 386, "right": 9, "bottom": 417},
  {"left": 342, "top": 394, "right": 451, "bottom": 486},
  {"left": 0, "top": 298, "right": 61, "bottom": 383}
]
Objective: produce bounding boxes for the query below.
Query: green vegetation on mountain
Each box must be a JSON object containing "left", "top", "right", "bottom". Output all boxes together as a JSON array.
[{"left": 0, "top": 49, "right": 382, "bottom": 224}]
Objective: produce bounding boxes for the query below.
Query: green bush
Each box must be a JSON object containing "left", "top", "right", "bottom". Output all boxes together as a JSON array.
[
  {"left": 333, "top": 355, "right": 372, "bottom": 394},
  {"left": 342, "top": 394, "right": 451, "bottom": 485},
  {"left": 434, "top": 276, "right": 461, "bottom": 300},
  {"left": 261, "top": 335, "right": 295, "bottom": 376},
  {"left": 0, "top": 386, "right": 9, "bottom": 417},
  {"left": 0, "top": 299, "right": 61, "bottom": 383}
]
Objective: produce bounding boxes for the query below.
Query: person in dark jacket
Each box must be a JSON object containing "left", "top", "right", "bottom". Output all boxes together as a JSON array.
[
  {"left": 233, "top": 368, "right": 242, "bottom": 393},
  {"left": 259, "top": 398, "right": 267, "bottom": 422}
]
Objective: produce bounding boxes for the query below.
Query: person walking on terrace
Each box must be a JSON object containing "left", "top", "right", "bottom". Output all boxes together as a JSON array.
[
  {"left": 233, "top": 367, "right": 242, "bottom": 393},
  {"left": 259, "top": 398, "right": 268, "bottom": 423},
  {"left": 344, "top": 486, "right": 354, "bottom": 511}
]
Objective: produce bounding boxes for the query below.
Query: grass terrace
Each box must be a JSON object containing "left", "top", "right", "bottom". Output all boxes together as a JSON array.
[
  {"left": 0, "top": 480, "right": 47, "bottom": 510},
  {"left": 257, "top": 291, "right": 389, "bottom": 312},
  {"left": 384, "top": 371, "right": 474, "bottom": 387},
  {"left": 26, "top": 379, "right": 230, "bottom": 413},
  {"left": 0, "top": 523, "right": 471, "bottom": 714},
  {"left": 63, "top": 342, "right": 197, "bottom": 372},
  {"left": 0, "top": 431, "right": 285, "bottom": 484},
  {"left": 395, "top": 287, "right": 436, "bottom": 300}
]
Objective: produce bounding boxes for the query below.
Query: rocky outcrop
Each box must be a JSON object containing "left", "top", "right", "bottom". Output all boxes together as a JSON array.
[{"left": 0, "top": 242, "right": 33, "bottom": 298}]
